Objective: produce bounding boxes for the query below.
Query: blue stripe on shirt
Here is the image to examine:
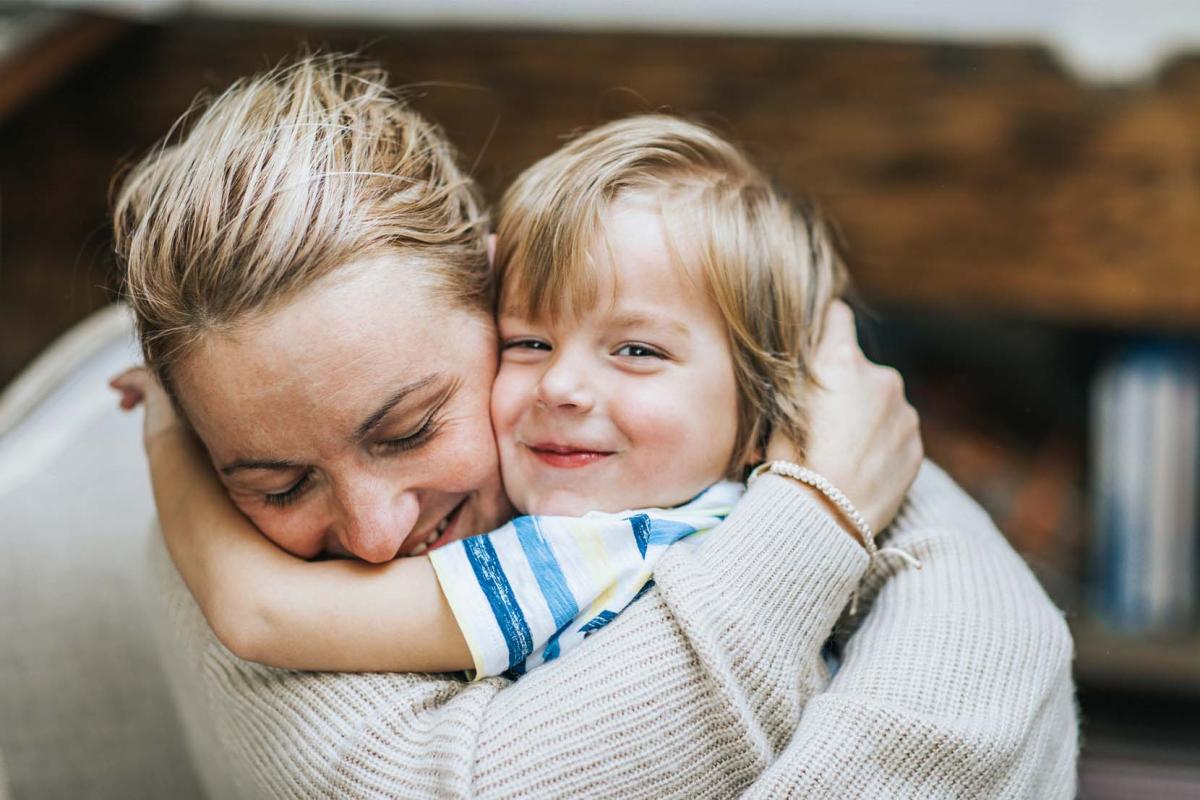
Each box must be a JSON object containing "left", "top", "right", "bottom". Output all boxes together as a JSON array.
[
  {"left": 647, "top": 518, "right": 699, "bottom": 547},
  {"left": 463, "top": 534, "right": 535, "bottom": 669},
  {"left": 513, "top": 516, "right": 579, "bottom": 631},
  {"left": 630, "top": 514, "right": 651, "bottom": 558}
]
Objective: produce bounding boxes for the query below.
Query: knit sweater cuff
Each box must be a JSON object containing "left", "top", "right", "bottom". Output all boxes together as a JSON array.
[
  {"left": 682, "top": 473, "right": 869, "bottom": 658},
  {"left": 702, "top": 473, "right": 867, "bottom": 584}
]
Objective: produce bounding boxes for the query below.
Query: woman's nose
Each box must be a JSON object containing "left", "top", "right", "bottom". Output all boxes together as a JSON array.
[
  {"left": 334, "top": 479, "right": 419, "bottom": 563},
  {"left": 536, "top": 354, "right": 595, "bottom": 412}
]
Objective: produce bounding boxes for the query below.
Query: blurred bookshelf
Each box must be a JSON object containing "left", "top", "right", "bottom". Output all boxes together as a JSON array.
[
  {"left": 861, "top": 309, "right": 1200, "bottom": 795},
  {"left": 1073, "top": 623, "right": 1200, "bottom": 695}
]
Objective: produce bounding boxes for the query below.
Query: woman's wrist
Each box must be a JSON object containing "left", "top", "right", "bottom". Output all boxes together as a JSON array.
[
  {"left": 749, "top": 461, "right": 870, "bottom": 552},
  {"left": 700, "top": 470, "right": 869, "bottom": 596},
  {"left": 798, "top": 485, "right": 866, "bottom": 549}
]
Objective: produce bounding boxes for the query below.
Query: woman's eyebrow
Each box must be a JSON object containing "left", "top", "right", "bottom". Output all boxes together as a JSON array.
[
  {"left": 220, "top": 458, "right": 300, "bottom": 476},
  {"left": 353, "top": 373, "right": 439, "bottom": 440}
]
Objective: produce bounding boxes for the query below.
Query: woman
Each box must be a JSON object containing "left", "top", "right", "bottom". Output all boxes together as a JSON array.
[{"left": 113, "top": 56, "right": 1076, "bottom": 797}]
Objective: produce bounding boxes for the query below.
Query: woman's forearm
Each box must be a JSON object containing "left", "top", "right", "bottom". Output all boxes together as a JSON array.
[
  {"left": 742, "top": 463, "right": 1078, "bottom": 799},
  {"left": 146, "top": 427, "right": 471, "bottom": 672}
]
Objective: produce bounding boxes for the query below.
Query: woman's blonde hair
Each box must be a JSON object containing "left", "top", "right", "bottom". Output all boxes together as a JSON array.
[
  {"left": 495, "top": 114, "right": 847, "bottom": 472},
  {"left": 113, "top": 54, "right": 490, "bottom": 400}
]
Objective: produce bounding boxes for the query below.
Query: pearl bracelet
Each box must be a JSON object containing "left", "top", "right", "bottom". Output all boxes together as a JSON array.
[{"left": 747, "top": 460, "right": 876, "bottom": 557}]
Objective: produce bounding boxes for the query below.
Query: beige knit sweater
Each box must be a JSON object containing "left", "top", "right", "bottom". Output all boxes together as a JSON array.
[{"left": 150, "top": 462, "right": 1077, "bottom": 799}]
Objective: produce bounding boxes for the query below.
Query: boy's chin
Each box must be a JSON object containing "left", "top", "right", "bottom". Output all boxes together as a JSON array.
[{"left": 516, "top": 490, "right": 631, "bottom": 518}]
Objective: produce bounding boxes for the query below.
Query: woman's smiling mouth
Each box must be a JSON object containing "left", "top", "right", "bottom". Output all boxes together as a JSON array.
[{"left": 408, "top": 497, "right": 468, "bottom": 556}]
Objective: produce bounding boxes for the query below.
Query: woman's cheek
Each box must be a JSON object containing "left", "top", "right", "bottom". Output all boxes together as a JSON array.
[{"left": 231, "top": 498, "right": 327, "bottom": 560}]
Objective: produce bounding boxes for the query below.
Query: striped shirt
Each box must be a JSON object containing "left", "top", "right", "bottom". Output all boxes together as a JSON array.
[{"left": 428, "top": 481, "right": 744, "bottom": 679}]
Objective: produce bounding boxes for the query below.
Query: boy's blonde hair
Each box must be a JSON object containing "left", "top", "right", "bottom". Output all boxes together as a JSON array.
[
  {"left": 495, "top": 115, "right": 847, "bottom": 473},
  {"left": 113, "top": 54, "right": 490, "bottom": 400}
]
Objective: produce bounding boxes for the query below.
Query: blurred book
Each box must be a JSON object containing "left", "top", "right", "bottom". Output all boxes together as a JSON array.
[{"left": 1090, "top": 341, "right": 1200, "bottom": 634}]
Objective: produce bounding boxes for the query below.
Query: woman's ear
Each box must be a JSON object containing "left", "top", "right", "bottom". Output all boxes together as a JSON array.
[{"left": 487, "top": 233, "right": 497, "bottom": 267}]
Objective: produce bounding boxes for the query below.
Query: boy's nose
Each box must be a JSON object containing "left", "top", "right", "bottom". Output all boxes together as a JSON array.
[{"left": 536, "top": 357, "right": 595, "bottom": 412}]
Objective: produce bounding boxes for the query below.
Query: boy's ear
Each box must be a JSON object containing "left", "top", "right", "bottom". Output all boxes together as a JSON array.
[{"left": 487, "top": 233, "right": 497, "bottom": 267}]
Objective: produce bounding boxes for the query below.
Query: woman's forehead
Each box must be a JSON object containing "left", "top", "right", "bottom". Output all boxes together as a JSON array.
[{"left": 174, "top": 262, "right": 496, "bottom": 458}]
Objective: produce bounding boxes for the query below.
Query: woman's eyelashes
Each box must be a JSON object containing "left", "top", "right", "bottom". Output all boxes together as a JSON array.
[
  {"left": 377, "top": 381, "right": 455, "bottom": 455},
  {"left": 263, "top": 471, "right": 312, "bottom": 508},
  {"left": 259, "top": 412, "right": 446, "bottom": 508},
  {"left": 377, "top": 414, "right": 441, "bottom": 453}
]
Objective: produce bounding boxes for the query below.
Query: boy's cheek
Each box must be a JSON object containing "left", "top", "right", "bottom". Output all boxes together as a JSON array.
[
  {"left": 488, "top": 369, "right": 525, "bottom": 505},
  {"left": 488, "top": 368, "right": 524, "bottom": 445}
]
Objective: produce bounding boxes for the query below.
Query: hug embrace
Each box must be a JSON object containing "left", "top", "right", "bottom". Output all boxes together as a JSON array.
[{"left": 110, "top": 54, "right": 1077, "bottom": 797}]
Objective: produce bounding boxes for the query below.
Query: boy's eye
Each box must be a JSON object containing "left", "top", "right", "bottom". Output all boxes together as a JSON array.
[
  {"left": 614, "top": 343, "right": 665, "bottom": 359},
  {"left": 263, "top": 471, "right": 312, "bottom": 508},
  {"left": 502, "top": 338, "right": 552, "bottom": 352}
]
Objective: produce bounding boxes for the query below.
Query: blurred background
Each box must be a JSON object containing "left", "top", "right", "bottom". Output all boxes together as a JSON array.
[{"left": 2, "top": 1, "right": 1200, "bottom": 797}]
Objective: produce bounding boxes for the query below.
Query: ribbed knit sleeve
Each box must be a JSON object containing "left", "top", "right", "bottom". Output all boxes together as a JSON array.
[
  {"left": 740, "top": 462, "right": 1078, "bottom": 799},
  {"left": 150, "top": 462, "right": 1077, "bottom": 799}
]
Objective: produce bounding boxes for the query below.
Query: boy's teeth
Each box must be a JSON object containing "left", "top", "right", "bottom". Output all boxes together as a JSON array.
[
  {"left": 424, "top": 529, "right": 438, "bottom": 545},
  {"left": 436, "top": 516, "right": 450, "bottom": 533},
  {"left": 411, "top": 541, "right": 428, "bottom": 555}
]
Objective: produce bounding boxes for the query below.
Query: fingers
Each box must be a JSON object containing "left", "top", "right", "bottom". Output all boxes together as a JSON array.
[
  {"left": 119, "top": 390, "right": 143, "bottom": 410},
  {"left": 109, "top": 365, "right": 149, "bottom": 388},
  {"left": 814, "top": 301, "right": 866, "bottom": 376},
  {"left": 109, "top": 366, "right": 151, "bottom": 411},
  {"left": 819, "top": 300, "right": 855, "bottom": 347}
]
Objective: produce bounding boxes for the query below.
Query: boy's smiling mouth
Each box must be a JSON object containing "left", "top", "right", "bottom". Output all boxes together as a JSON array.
[{"left": 525, "top": 442, "right": 616, "bottom": 469}]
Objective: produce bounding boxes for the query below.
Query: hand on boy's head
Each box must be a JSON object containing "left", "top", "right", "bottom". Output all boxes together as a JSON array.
[
  {"left": 109, "top": 366, "right": 184, "bottom": 445},
  {"left": 766, "top": 300, "right": 923, "bottom": 534}
]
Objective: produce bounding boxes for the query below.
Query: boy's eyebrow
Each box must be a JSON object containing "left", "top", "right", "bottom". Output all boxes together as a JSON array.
[
  {"left": 352, "top": 374, "right": 439, "bottom": 440},
  {"left": 607, "top": 311, "right": 690, "bottom": 337},
  {"left": 497, "top": 309, "right": 691, "bottom": 338}
]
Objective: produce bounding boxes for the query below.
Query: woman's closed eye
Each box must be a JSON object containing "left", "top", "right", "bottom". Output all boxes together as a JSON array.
[
  {"left": 378, "top": 413, "right": 441, "bottom": 454},
  {"left": 263, "top": 471, "right": 313, "bottom": 508},
  {"left": 376, "top": 381, "right": 454, "bottom": 455}
]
